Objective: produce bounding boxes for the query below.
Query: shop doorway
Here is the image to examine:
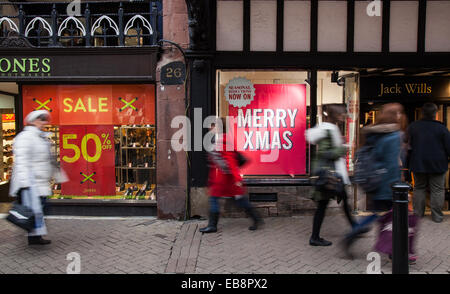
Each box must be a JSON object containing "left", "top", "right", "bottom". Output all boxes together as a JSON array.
[{"left": 361, "top": 101, "right": 450, "bottom": 211}]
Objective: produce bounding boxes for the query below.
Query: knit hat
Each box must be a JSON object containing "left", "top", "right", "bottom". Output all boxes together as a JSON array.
[{"left": 25, "top": 110, "right": 51, "bottom": 124}]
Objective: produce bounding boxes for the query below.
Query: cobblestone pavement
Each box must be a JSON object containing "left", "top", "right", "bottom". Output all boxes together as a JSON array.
[{"left": 0, "top": 214, "right": 449, "bottom": 274}]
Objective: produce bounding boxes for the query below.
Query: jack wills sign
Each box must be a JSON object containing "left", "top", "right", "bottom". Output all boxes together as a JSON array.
[{"left": 360, "top": 77, "right": 450, "bottom": 102}]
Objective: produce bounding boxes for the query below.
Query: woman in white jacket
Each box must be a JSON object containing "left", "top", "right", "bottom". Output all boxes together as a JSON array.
[
  {"left": 10, "top": 110, "right": 67, "bottom": 245},
  {"left": 305, "top": 104, "right": 357, "bottom": 246}
]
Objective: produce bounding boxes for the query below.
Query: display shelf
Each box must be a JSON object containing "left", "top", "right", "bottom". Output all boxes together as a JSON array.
[
  {"left": 121, "top": 126, "right": 155, "bottom": 129},
  {"left": 118, "top": 166, "right": 156, "bottom": 170},
  {"left": 121, "top": 146, "right": 155, "bottom": 149},
  {"left": 118, "top": 125, "right": 156, "bottom": 192}
]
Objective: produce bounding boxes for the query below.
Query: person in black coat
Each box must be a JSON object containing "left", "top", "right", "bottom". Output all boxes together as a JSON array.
[{"left": 408, "top": 103, "right": 450, "bottom": 223}]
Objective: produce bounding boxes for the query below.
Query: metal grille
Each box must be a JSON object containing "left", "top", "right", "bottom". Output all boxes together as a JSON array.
[{"left": 0, "top": 0, "right": 162, "bottom": 47}]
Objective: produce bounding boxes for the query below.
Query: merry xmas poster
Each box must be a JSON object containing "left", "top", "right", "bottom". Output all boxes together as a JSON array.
[{"left": 226, "top": 78, "right": 307, "bottom": 175}]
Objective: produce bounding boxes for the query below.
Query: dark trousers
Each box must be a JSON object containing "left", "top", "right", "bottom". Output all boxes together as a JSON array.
[
  {"left": 311, "top": 190, "right": 356, "bottom": 239},
  {"left": 413, "top": 172, "right": 445, "bottom": 222},
  {"left": 209, "top": 196, "right": 253, "bottom": 214}
]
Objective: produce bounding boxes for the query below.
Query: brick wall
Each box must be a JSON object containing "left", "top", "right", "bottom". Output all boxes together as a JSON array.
[{"left": 156, "top": 0, "right": 189, "bottom": 219}]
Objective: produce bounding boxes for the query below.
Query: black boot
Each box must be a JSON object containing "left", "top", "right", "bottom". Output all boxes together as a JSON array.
[
  {"left": 28, "top": 236, "right": 51, "bottom": 245},
  {"left": 246, "top": 208, "right": 263, "bottom": 231},
  {"left": 309, "top": 237, "right": 332, "bottom": 246},
  {"left": 199, "top": 212, "right": 219, "bottom": 233}
]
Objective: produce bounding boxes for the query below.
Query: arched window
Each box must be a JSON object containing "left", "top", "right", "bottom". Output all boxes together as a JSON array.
[
  {"left": 0, "top": 17, "right": 19, "bottom": 37},
  {"left": 92, "top": 15, "right": 119, "bottom": 47},
  {"left": 124, "top": 15, "right": 153, "bottom": 46},
  {"left": 25, "top": 17, "right": 52, "bottom": 47},
  {"left": 58, "top": 16, "right": 86, "bottom": 47}
]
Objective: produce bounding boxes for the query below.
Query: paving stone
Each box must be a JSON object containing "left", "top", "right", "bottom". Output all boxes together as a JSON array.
[{"left": 0, "top": 215, "right": 449, "bottom": 274}]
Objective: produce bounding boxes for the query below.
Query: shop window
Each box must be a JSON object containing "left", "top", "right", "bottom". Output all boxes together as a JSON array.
[
  {"left": 21, "top": 84, "right": 156, "bottom": 201},
  {"left": 217, "top": 70, "right": 310, "bottom": 176},
  {"left": 0, "top": 90, "right": 16, "bottom": 184},
  {"left": 116, "top": 125, "right": 156, "bottom": 200},
  {"left": 1, "top": 112, "right": 15, "bottom": 182}
]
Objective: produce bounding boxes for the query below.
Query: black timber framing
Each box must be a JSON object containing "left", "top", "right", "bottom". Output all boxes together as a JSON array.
[
  {"left": 243, "top": 0, "right": 250, "bottom": 52},
  {"left": 310, "top": 0, "right": 318, "bottom": 52},
  {"left": 382, "top": 0, "right": 391, "bottom": 53},
  {"left": 418, "top": 0, "right": 427, "bottom": 54},
  {"left": 276, "top": 0, "right": 284, "bottom": 52},
  {"left": 213, "top": 52, "right": 450, "bottom": 69},
  {"left": 188, "top": 0, "right": 450, "bottom": 188},
  {"left": 347, "top": 0, "right": 355, "bottom": 53}
]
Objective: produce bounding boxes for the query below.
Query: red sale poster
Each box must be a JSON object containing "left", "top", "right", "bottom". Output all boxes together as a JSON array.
[
  {"left": 60, "top": 125, "right": 116, "bottom": 196},
  {"left": 22, "top": 84, "right": 155, "bottom": 126},
  {"left": 228, "top": 84, "right": 307, "bottom": 175}
]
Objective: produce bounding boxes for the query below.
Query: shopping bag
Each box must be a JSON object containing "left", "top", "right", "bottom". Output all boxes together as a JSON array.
[
  {"left": 374, "top": 210, "right": 419, "bottom": 255},
  {"left": 6, "top": 202, "right": 36, "bottom": 232}
]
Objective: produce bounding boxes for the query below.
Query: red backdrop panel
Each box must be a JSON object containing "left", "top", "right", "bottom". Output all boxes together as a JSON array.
[
  {"left": 22, "top": 85, "right": 60, "bottom": 125},
  {"left": 60, "top": 125, "right": 116, "bottom": 196},
  {"left": 22, "top": 84, "right": 155, "bottom": 125},
  {"left": 112, "top": 84, "right": 155, "bottom": 125},
  {"left": 228, "top": 84, "right": 307, "bottom": 175}
]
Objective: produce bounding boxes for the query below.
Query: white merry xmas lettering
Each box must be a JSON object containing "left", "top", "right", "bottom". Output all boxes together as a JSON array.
[
  {"left": 237, "top": 108, "right": 297, "bottom": 151},
  {"left": 237, "top": 108, "right": 298, "bottom": 128}
]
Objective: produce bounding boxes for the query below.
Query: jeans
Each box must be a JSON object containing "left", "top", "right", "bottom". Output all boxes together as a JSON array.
[{"left": 209, "top": 196, "right": 253, "bottom": 214}]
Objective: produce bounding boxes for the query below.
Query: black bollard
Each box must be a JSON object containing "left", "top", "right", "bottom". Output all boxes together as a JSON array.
[{"left": 391, "top": 182, "right": 411, "bottom": 274}]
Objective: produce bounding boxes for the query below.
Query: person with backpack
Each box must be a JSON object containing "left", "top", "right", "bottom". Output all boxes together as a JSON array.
[
  {"left": 344, "top": 103, "right": 411, "bottom": 259},
  {"left": 199, "top": 117, "right": 263, "bottom": 233},
  {"left": 306, "top": 104, "right": 357, "bottom": 246}
]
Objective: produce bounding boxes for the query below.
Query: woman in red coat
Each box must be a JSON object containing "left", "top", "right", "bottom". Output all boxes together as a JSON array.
[{"left": 200, "top": 118, "right": 263, "bottom": 233}]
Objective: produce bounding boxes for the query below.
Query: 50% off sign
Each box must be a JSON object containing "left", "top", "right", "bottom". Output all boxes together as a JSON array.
[{"left": 62, "top": 132, "right": 113, "bottom": 163}]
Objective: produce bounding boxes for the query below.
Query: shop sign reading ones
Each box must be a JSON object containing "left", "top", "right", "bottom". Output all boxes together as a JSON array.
[
  {"left": 227, "top": 80, "right": 307, "bottom": 176},
  {"left": 0, "top": 57, "right": 51, "bottom": 76}
]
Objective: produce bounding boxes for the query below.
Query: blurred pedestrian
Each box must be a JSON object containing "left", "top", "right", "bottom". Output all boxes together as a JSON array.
[
  {"left": 408, "top": 103, "right": 450, "bottom": 223},
  {"left": 344, "top": 103, "right": 406, "bottom": 257},
  {"left": 399, "top": 112, "right": 411, "bottom": 182},
  {"left": 9, "top": 110, "right": 68, "bottom": 245},
  {"left": 306, "top": 104, "right": 357, "bottom": 246},
  {"left": 199, "top": 118, "right": 263, "bottom": 233}
]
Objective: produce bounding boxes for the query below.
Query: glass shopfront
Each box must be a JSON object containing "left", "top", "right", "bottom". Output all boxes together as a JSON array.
[
  {"left": 21, "top": 84, "right": 156, "bottom": 201},
  {"left": 215, "top": 70, "right": 359, "bottom": 178},
  {"left": 360, "top": 77, "right": 450, "bottom": 211}
]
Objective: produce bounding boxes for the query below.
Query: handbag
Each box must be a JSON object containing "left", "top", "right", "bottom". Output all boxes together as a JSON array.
[
  {"left": 374, "top": 210, "right": 419, "bottom": 255},
  {"left": 311, "top": 130, "right": 345, "bottom": 195},
  {"left": 312, "top": 168, "right": 345, "bottom": 194},
  {"left": 6, "top": 193, "right": 36, "bottom": 232},
  {"left": 235, "top": 151, "right": 249, "bottom": 167}
]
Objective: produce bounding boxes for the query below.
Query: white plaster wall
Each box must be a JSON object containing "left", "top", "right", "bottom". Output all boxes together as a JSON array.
[
  {"left": 425, "top": 1, "right": 450, "bottom": 52},
  {"left": 318, "top": 1, "right": 347, "bottom": 52},
  {"left": 354, "top": 0, "right": 382, "bottom": 52},
  {"left": 390, "top": 1, "right": 418, "bottom": 52},
  {"left": 284, "top": 0, "right": 311, "bottom": 51},
  {"left": 217, "top": 0, "right": 244, "bottom": 51},
  {"left": 250, "top": 0, "right": 277, "bottom": 51}
]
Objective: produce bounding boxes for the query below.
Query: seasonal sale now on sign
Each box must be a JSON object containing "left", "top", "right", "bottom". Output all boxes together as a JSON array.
[{"left": 22, "top": 84, "right": 155, "bottom": 125}]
